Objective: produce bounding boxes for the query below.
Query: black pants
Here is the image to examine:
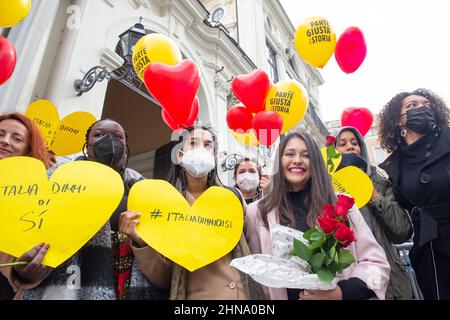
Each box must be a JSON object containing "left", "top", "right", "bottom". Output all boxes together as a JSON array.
[
  {"left": 0, "top": 272, "right": 14, "bottom": 300},
  {"left": 410, "top": 238, "right": 450, "bottom": 300}
]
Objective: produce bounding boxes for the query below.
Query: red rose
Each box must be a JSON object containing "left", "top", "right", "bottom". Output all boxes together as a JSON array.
[
  {"left": 334, "top": 223, "right": 356, "bottom": 248},
  {"left": 335, "top": 202, "right": 349, "bottom": 219},
  {"left": 337, "top": 194, "right": 355, "bottom": 211},
  {"left": 325, "top": 135, "right": 337, "bottom": 146},
  {"left": 321, "top": 204, "right": 335, "bottom": 218},
  {"left": 317, "top": 216, "right": 340, "bottom": 233}
]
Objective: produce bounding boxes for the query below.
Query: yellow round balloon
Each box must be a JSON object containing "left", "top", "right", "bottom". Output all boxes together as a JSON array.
[
  {"left": 0, "top": 0, "right": 31, "bottom": 28},
  {"left": 265, "top": 80, "right": 309, "bottom": 134},
  {"left": 231, "top": 129, "right": 259, "bottom": 147},
  {"left": 295, "top": 16, "right": 336, "bottom": 68},
  {"left": 132, "top": 33, "right": 182, "bottom": 81}
]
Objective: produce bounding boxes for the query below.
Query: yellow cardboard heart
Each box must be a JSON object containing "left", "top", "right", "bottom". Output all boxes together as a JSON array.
[
  {"left": 331, "top": 166, "right": 373, "bottom": 208},
  {"left": 0, "top": 157, "right": 124, "bottom": 267},
  {"left": 128, "top": 180, "right": 244, "bottom": 272},
  {"left": 25, "top": 100, "right": 96, "bottom": 156}
]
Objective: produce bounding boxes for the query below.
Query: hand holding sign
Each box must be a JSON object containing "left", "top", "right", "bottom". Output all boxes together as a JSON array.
[
  {"left": 25, "top": 100, "right": 96, "bottom": 156},
  {"left": 128, "top": 180, "right": 244, "bottom": 272},
  {"left": 0, "top": 157, "right": 124, "bottom": 267}
]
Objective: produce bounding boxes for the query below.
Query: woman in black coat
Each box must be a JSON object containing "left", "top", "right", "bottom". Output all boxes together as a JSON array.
[{"left": 378, "top": 88, "right": 450, "bottom": 300}]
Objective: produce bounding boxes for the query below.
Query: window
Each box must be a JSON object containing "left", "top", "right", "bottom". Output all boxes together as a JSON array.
[
  {"left": 266, "top": 41, "right": 279, "bottom": 83},
  {"left": 212, "top": 8, "right": 224, "bottom": 23},
  {"left": 373, "top": 147, "right": 386, "bottom": 163}
]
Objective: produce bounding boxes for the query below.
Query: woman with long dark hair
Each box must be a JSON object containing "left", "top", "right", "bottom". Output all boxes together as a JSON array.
[
  {"left": 120, "top": 126, "right": 268, "bottom": 300},
  {"left": 245, "top": 131, "right": 390, "bottom": 300},
  {"left": 378, "top": 88, "right": 450, "bottom": 300}
]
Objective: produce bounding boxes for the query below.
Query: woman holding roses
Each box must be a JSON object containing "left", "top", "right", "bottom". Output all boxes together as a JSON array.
[
  {"left": 245, "top": 132, "right": 390, "bottom": 300},
  {"left": 334, "top": 126, "right": 413, "bottom": 299}
]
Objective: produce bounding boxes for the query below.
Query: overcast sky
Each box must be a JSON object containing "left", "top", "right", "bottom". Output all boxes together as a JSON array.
[{"left": 280, "top": 0, "right": 450, "bottom": 122}]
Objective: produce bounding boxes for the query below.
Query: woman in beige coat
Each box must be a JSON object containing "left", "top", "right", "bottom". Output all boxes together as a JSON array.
[{"left": 120, "top": 126, "right": 268, "bottom": 300}]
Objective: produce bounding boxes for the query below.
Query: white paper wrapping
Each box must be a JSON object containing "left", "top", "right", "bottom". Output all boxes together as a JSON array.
[{"left": 231, "top": 224, "right": 340, "bottom": 290}]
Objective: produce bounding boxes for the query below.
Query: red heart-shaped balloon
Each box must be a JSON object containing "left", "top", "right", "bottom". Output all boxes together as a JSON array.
[
  {"left": 226, "top": 105, "right": 254, "bottom": 132},
  {"left": 252, "top": 111, "right": 283, "bottom": 147},
  {"left": 231, "top": 69, "right": 271, "bottom": 113},
  {"left": 341, "top": 107, "right": 373, "bottom": 137},
  {"left": 335, "top": 27, "right": 367, "bottom": 74},
  {"left": 162, "top": 97, "right": 199, "bottom": 131},
  {"left": 144, "top": 59, "right": 200, "bottom": 124},
  {"left": 0, "top": 36, "right": 17, "bottom": 85}
]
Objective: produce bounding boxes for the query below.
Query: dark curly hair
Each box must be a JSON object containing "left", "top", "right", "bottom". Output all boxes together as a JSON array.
[{"left": 378, "top": 88, "right": 450, "bottom": 153}]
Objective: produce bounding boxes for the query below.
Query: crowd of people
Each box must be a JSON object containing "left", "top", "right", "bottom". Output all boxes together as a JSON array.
[{"left": 0, "top": 88, "right": 449, "bottom": 300}]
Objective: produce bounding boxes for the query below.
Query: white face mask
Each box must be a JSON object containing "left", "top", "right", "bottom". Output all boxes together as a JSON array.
[
  {"left": 237, "top": 172, "right": 260, "bottom": 192},
  {"left": 180, "top": 147, "right": 216, "bottom": 178}
]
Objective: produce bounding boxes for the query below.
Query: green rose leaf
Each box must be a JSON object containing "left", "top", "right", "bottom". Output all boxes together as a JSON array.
[
  {"left": 338, "top": 249, "right": 356, "bottom": 269},
  {"left": 311, "top": 252, "right": 326, "bottom": 270},
  {"left": 310, "top": 232, "right": 322, "bottom": 242},
  {"left": 317, "top": 269, "right": 335, "bottom": 283},
  {"left": 308, "top": 237, "right": 324, "bottom": 250},
  {"left": 325, "top": 246, "right": 336, "bottom": 265},
  {"left": 303, "top": 229, "right": 316, "bottom": 240},
  {"left": 292, "top": 238, "right": 312, "bottom": 262}
]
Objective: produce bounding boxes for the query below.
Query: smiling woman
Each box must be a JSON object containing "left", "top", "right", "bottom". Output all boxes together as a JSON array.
[
  {"left": 0, "top": 113, "right": 51, "bottom": 167},
  {"left": 0, "top": 112, "right": 52, "bottom": 300},
  {"left": 245, "top": 131, "right": 391, "bottom": 300}
]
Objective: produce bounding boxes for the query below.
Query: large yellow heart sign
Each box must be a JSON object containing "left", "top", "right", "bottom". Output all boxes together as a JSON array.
[
  {"left": 0, "top": 157, "right": 124, "bottom": 267},
  {"left": 128, "top": 180, "right": 244, "bottom": 272}
]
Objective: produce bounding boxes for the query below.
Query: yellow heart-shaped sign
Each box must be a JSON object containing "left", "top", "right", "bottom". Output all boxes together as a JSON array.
[
  {"left": 25, "top": 100, "right": 97, "bottom": 156},
  {"left": 0, "top": 157, "right": 124, "bottom": 267},
  {"left": 128, "top": 180, "right": 244, "bottom": 272},
  {"left": 331, "top": 166, "right": 373, "bottom": 208}
]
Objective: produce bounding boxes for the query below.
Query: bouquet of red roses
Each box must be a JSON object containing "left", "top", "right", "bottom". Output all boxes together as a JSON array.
[{"left": 291, "top": 194, "right": 357, "bottom": 283}]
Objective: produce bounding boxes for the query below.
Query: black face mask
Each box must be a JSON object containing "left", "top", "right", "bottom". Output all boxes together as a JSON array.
[
  {"left": 405, "top": 107, "right": 436, "bottom": 134},
  {"left": 336, "top": 153, "right": 368, "bottom": 173},
  {"left": 92, "top": 134, "right": 125, "bottom": 167}
]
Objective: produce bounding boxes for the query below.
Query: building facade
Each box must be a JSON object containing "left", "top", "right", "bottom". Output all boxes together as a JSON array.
[{"left": 1, "top": 0, "right": 328, "bottom": 183}]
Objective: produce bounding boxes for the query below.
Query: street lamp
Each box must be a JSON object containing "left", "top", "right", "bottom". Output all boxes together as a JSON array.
[{"left": 74, "top": 19, "right": 146, "bottom": 96}]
